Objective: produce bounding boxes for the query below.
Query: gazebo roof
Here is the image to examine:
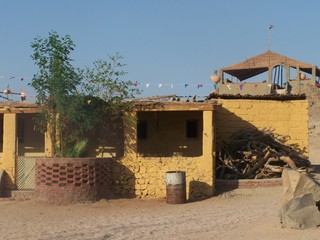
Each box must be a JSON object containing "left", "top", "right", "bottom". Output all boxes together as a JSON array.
[{"left": 221, "top": 51, "right": 320, "bottom": 81}]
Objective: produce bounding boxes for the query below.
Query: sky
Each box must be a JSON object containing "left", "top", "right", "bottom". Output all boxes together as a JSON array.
[{"left": 1, "top": 0, "right": 320, "bottom": 101}]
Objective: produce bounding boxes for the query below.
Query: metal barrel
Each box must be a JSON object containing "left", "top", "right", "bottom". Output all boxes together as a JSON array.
[{"left": 166, "top": 171, "right": 186, "bottom": 204}]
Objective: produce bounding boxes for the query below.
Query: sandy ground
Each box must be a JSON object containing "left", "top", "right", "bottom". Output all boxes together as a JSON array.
[{"left": 0, "top": 187, "right": 319, "bottom": 240}]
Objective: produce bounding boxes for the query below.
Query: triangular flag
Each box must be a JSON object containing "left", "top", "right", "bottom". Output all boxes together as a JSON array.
[
  {"left": 170, "top": 84, "right": 173, "bottom": 88},
  {"left": 197, "top": 84, "right": 203, "bottom": 89},
  {"left": 239, "top": 84, "right": 244, "bottom": 90},
  {"left": 146, "top": 83, "right": 150, "bottom": 88},
  {"left": 158, "top": 84, "right": 162, "bottom": 88},
  {"left": 185, "top": 84, "right": 189, "bottom": 87},
  {"left": 227, "top": 85, "right": 231, "bottom": 90}
]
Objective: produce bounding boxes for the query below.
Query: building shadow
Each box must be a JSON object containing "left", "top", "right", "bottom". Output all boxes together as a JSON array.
[
  {"left": 0, "top": 170, "right": 14, "bottom": 197},
  {"left": 214, "top": 179, "right": 240, "bottom": 196},
  {"left": 188, "top": 180, "right": 212, "bottom": 202},
  {"left": 109, "top": 159, "right": 136, "bottom": 199}
]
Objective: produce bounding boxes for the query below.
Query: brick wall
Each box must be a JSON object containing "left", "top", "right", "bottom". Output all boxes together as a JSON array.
[
  {"left": 35, "top": 158, "right": 111, "bottom": 204},
  {"left": 215, "top": 178, "right": 283, "bottom": 191}
]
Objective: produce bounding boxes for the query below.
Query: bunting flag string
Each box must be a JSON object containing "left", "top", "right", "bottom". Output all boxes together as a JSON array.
[
  {"left": 143, "top": 83, "right": 212, "bottom": 89},
  {"left": 0, "top": 75, "right": 32, "bottom": 101},
  {"left": 0, "top": 75, "right": 28, "bottom": 81},
  {"left": 0, "top": 74, "right": 217, "bottom": 101},
  {"left": 0, "top": 87, "right": 36, "bottom": 101}
]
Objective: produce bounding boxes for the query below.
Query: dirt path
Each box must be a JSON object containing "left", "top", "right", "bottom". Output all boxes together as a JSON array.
[{"left": 0, "top": 187, "right": 318, "bottom": 240}]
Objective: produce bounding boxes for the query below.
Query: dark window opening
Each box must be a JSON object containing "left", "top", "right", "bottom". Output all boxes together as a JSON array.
[
  {"left": 137, "top": 120, "right": 147, "bottom": 139},
  {"left": 186, "top": 120, "right": 198, "bottom": 138},
  {"left": 17, "top": 116, "right": 24, "bottom": 144}
]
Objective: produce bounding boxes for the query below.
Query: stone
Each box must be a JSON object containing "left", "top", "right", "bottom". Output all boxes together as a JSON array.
[
  {"left": 139, "top": 166, "right": 147, "bottom": 174},
  {"left": 281, "top": 167, "right": 320, "bottom": 206},
  {"left": 137, "top": 178, "right": 145, "bottom": 184},
  {"left": 142, "top": 189, "right": 148, "bottom": 196},
  {"left": 279, "top": 193, "right": 320, "bottom": 229},
  {"left": 279, "top": 168, "right": 320, "bottom": 229},
  {"left": 135, "top": 173, "right": 142, "bottom": 179},
  {"left": 127, "top": 178, "right": 135, "bottom": 186}
]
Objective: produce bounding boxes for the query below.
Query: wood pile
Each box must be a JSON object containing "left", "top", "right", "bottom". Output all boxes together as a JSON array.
[{"left": 216, "top": 128, "right": 311, "bottom": 179}]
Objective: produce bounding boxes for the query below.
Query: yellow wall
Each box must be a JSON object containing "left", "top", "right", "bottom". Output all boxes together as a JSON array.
[
  {"left": 1, "top": 113, "right": 16, "bottom": 188},
  {"left": 215, "top": 99, "right": 309, "bottom": 154},
  {"left": 1, "top": 100, "right": 307, "bottom": 195},
  {"left": 0, "top": 112, "right": 46, "bottom": 189},
  {"left": 111, "top": 110, "right": 216, "bottom": 201},
  {"left": 137, "top": 111, "right": 203, "bottom": 157},
  {"left": 110, "top": 100, "right": 308, "bottom": 200}
]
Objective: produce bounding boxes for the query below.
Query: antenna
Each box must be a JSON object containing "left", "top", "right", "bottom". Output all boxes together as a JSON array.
[{"left": 268, "top": 24, "right": 274, "bottom": 50}]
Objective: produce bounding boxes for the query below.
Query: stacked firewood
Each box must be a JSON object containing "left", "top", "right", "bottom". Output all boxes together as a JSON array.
[{"left": 216, "top": 128, "right": 311, "bottom": 179}]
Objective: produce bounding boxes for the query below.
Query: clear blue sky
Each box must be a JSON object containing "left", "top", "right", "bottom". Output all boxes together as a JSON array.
[{"left": 1, "top": 0, "right": 319, "bottom": 101}]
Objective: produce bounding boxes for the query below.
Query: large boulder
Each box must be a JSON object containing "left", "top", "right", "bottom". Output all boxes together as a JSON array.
[
  {"left": 281, "top": 167, "right": 320, "bottom": 205},
  {"left": 279, "top": 167, "right": 320, "bottom": 229},
  {"left": 280, "top": 193, "right": 320, "bottom": 229}
]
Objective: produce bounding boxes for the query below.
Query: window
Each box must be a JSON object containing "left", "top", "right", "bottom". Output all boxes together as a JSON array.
[
  {"left": 186, "top": 120, "right": 198, "bottom": 138},
  {"left": 137, "top": 120, "right": 147, "bottom": 139}
]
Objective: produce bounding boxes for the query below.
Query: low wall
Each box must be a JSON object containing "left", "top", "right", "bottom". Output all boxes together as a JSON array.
[
  {"left": 215, "top": 178, "right": 283, "bottom": 192},
  {"left": 35, "top": 158, "right": 111, "bottom": 204},
  {"left": 110, "top": 156, "right": 214, "bottom": 201}
]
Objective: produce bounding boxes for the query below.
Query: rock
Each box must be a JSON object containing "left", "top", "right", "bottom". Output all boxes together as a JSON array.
[
  {"left": 281, "top": 167, "right": 320, "bottom": 206},
  {"left": 280, "top": 193, "right": 320, "bottom": 229},
  {"left": 279, "top": 167, "right": 320, "bottom": 229}
]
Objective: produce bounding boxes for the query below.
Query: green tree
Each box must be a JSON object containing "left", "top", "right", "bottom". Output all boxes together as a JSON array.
[
  {"left": 31, "top": 31, "right": 91, "bottom": 157},
  {"left": 31, "top": 31, "right": 141, "bottom": 157},
  {"left": 82, "top": 54, "right": 141, "bottom": 155},
  {"left": 83, "top": 53, "right": 141, "bottom": 117}
]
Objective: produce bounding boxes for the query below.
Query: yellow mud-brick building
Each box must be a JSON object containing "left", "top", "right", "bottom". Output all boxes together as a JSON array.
[
  {"left": 111, "top": 99, "right": 220, "bottom": 201},
  {"left": 0, "top": 102, "right": 47, "bottom": 194},
  {"left": 110, "top": 96, "right": 310, "bottom": 200},
  {"left": 0, "top": 96, "right": 312, "bottom": 201}
]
